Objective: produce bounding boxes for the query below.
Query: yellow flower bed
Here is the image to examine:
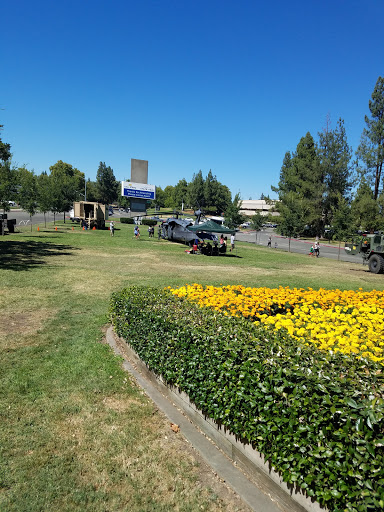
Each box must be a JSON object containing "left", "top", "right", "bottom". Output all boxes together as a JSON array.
[{"left": 167, "top": 284, "right": 384, "bottom": 363}]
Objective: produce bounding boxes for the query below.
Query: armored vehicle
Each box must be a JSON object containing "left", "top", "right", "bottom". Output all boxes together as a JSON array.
[{"left": 345, "top": 233, "right": 384, "bottom": 274}]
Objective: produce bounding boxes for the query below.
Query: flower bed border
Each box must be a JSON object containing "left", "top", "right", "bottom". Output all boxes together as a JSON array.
[{"left": 110, "top": 326, "right": 324, "bottom": 512}]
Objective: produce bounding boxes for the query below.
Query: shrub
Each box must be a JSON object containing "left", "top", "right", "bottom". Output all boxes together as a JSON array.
[
  {"left": 110, "top": 286, "right": 384, "bottom": 512},
  {"left": 141, "top": 219, "right": 157, "bottom": 226},
  {"left": 120, "top": 217, "right": 135, "bottom": 224}
]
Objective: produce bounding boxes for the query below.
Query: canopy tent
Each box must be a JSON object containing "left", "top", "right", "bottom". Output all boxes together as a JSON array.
[{"left": 187, "top": 219, "right": 235, "bottom": 234}]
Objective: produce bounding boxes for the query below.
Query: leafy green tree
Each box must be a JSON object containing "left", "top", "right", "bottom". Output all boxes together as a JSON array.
[
  {"left": 49, "top": 160, "right": 85, "bottom": 222},
  {"left": 84, "top": 179, "right": 98, "bottom": 202},
  {"left": 350, "top": 177, "right": 379, "bottom": 232},
  {"left": 96, "top": 162, "right": 118, "bottom": 205},
  {"left": 318, "top": 117, "right": 353, "bottom": 226},
  {"left": 174, "top": 178, "right": 188, "bottom": 210},
  {"left": 204, "top": 170, "right": 216, "bottom": 209},
  {"left": 37, "top": 172, "right": 52, "bottom": 226},
  {"left": 356, "top": 76, "right": 384, "bottom": 200},
  {"left": 163, "top": 185, "right": 176, "bottom": 209},
  {"left": 0, "top": 160, "right": 17, "bottom": 212},
  {"left": 278, "top": 192, "right": 310, "bottom": 252},
  {"left": 0, "top": 127, "right": 16, "bottom": 212},
  {"left": 17, "top": 167, "right": 38, "bottom": 230},
  {"left": 0, "top": 125, "right": 11, "bottom": 162},
  {"left": 331, "top": 194, "right": 353, "bottom": 260},
  {"left": 273, "top": 133, "right": 323, "bottom": 236},
  {"left": 152, "top": 186, "right": 166, "bottom": 209},
  {"left": 271, "top": 151, "right": 294, "bottom": 196},
  {"left": 187, "top": 170, "right": 205, "bottom": 209},
  {"left": 213, "top": 183, "right": 231, "bottom": 214},
  {"left": 250, "top": 212, "right": 264, "bottom": 243},
  {"left": 224, "top": 192, "right": 245, "bottom": 229}
]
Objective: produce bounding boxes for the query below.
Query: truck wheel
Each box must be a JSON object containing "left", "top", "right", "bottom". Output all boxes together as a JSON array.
[{"left": 368, "top": 254, "right": 384, "bottom": 274}]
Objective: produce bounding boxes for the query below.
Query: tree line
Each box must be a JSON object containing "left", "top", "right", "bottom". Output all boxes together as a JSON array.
[
  {"left": 0, "top": 156, "right": 121, "bottom": 223},
  {"left": 0, "top": 135, "right": 243, "bottom": 227},
  {"left": 273, "top": 76, "right": 384, "bottom": 240}
]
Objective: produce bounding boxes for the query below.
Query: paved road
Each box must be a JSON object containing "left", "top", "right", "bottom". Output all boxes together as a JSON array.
[
  {"left": 6, "top": 208, "right": 131, "bottom": 229},
  {"left": 236, "top": 229, "right": 365, "bottom": 267}
]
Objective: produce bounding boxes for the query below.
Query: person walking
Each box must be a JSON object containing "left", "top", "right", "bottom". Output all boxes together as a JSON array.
[
  {"left": 110, "top": 221, "right": 114, "bottom": 237},
  {"left": 314, "top": 241, "right": 320, "bottom": 258},
  {"left": 134, "top": 225, "right": 140, "bottom": 239},
  {"left": 267, "top": 236, "right": 272, "bottom": 248}
]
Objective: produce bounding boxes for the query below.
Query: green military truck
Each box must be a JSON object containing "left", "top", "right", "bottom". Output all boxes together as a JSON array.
[{"left": 345, "top": 234, "right": 384, "bottom": 274}]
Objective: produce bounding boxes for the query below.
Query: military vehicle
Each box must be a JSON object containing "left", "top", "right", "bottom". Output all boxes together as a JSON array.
[
  {"left": 160, "top": 210, "right": 221, "bottom": 245},
  {"left": 73, "top": 201, "right": 109, "bottom": 229},
  {"left": 0, "top": 213, "right": 16, "bottom": 235},
  {"left": 345, "top": 233, "right": 384, "bottom": 273}
]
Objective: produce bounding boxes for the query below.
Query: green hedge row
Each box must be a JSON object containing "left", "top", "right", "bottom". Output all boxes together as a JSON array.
[
  {"left": 120, "top": 217, "right": 135, "bottom": 224},
  {"left": 109, "top": 286, "right": 384, "bottom": 512}
]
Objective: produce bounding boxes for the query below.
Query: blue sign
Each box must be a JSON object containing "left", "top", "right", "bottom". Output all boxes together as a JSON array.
[{"left": 121, "top": 181, "right": 156, "bottom": 200}]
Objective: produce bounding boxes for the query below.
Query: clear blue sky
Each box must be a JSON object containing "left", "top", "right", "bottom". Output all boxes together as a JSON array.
[{"left": 1, "top": 0, "right": 383, "bottom": 200}]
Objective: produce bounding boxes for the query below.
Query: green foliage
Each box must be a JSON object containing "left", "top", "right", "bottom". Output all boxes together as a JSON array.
[
  {"left": 96, "top": 162, "right": 118, "bottom": 205},
  {"left": 351, "top": 178, "right": 379, "bottom": 232},
  {"left": 110, "top": 286, "right": 384, "bottom": 512},
  {"left": 250, "top": 212, "right": 264, "bottom": 231},
  {"left": 187, "top": 170, "right": 205, "bottom": 208},
  {"left": 141, "top": 219, "right": 157, "bottom": 226},
  {"left": 120, "top": 217, "right": 135, "bottom": 224},
  {"left": 17, "top": 167, "right": 38, "bottom": 217},
  {"left": 0, "top": 132, "right": 11, "bottom": 163},
  {"left": 224, "top": 192, "right": 245, "bottom": 229},
  {"left": 331, "top": 194, "right": 353, "bottom": 240},
  {"left": 273, "top": 133, "right": 324, "bottom": 236},
  {"left": 356, "top": 76, "right": 384, "bottom": 200},
  {"left": 318, "top": 117, "right": 353, "bottom": 227},
  {"left": 0, "top": 160, "right": 17, "bottom": 211},
  {"left": 49, "top": 160, "right": 85, "bottom": 217}
]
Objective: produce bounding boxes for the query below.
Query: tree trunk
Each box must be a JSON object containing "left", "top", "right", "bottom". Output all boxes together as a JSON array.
[
  {"left": 338, "top": 240, "right": 341, "bottom": 261},
  {"left": 288, "top": 237, "right": 291, "bottom": 252}
]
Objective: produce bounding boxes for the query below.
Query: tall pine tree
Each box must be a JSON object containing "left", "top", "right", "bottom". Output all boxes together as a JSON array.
[{"left": 356, "top": 76, "right": 384, "bottom": 199}]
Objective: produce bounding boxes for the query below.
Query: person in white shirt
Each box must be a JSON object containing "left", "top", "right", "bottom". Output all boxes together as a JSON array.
[{"left": 230, "top": 233, "right": 235, "bottom": 251}]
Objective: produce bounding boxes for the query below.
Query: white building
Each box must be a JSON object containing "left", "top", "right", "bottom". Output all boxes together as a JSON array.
[{"left": 240, "top": 199, "right": 279, "bottom": 217}]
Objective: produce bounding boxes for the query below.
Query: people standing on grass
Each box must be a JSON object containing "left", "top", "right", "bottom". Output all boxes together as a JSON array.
[
  {"left": 110, "top": 221, "right": 114, "bottom": 237},
  {"left": 134, "top": 225, "right": 140, "bottom": 239}
]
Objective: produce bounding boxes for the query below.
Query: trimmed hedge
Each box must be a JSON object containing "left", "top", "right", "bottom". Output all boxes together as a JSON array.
[
  {"left": 141, "top": 219, "right": 157, "bottom": 226},
  {"left": 120, "top": 217, "right": 135, "bottom": 224},
  {"left": 109, "top": 286, "right": 384, "bottom": 512}
]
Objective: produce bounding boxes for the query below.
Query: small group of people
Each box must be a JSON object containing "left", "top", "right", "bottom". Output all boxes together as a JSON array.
[
  {"left": 187, "top": 235, "right": 228, "bottom": 256},
  {"left": 309, "top": 241, "right": 320, "bottom": 257},
  {"left": 147, "top": 225, "right": 155, "bottom": 237},
  {"left": 267, "top": 236, "right": 278, "bottom": 249}
]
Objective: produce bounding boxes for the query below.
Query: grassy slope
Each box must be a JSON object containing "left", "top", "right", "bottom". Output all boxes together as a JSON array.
[{"left": 0, "top": 222, "right": 383, "bottom": 512}]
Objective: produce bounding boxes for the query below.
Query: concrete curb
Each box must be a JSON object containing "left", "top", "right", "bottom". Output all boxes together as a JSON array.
[{"left": 106, "top": 327, "right": 326, "bottom": 512}]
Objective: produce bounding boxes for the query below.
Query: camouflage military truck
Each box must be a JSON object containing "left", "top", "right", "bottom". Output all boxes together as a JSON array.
[{"left": 345, "top": 233, "right": 384, "bottom": 274}]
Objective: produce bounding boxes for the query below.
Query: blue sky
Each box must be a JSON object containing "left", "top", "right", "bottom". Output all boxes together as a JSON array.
[{"left": 1, "top": 0, "right": 383, "bottom": 200}]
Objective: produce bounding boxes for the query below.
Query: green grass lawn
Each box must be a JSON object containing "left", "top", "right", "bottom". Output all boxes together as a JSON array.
[{"left": 1, "top": 222, "right": 383, "bottom": 512}]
